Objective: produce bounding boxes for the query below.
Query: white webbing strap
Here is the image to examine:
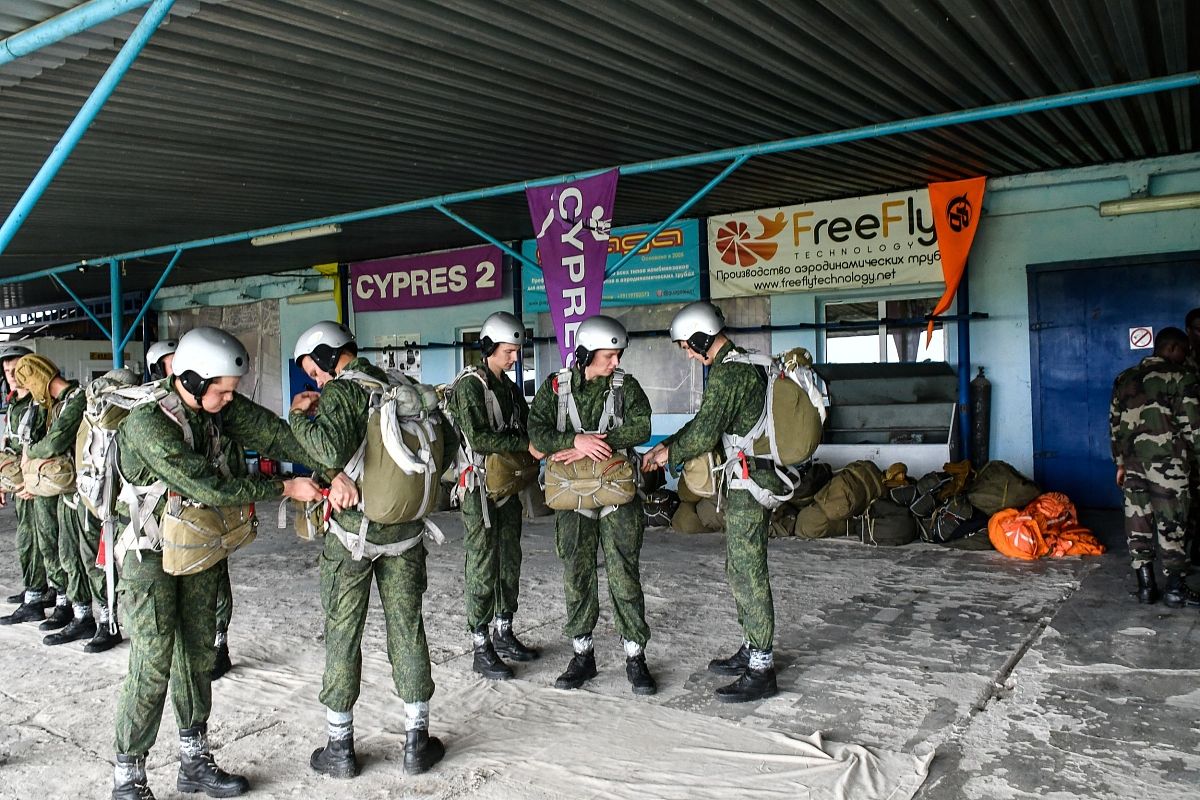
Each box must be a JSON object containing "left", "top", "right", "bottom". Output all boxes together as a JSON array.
[{"left": 327, "top": 515, "right": 445, "bottom": 562}]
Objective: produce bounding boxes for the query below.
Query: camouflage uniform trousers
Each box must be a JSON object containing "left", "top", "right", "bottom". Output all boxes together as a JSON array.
[
  {"left": 57, "top": 496, "right": 92, "bottom": 605},
  {"left": 724, "top": 485, "right": 775, "bottom": 652},
  {"left": 14, "top": 497, "right": 47, "bottom": 591},
  {"left": 78, "top": 506, "right": 110, "bottom": 603},
  {"left": 31, "top": 494, "right": 65, "bottom": 593},
  {"left": 215, "top": 560, "right": 233, "bottom": 632},
  {"left": 114, "top": 550, "right": 219, "bottom": 756},
  {"left": 461, "top": 488, "right": 525, "bottom": 630},
  {"left": 318, "top": 529, "right": 434, "bottom": 711},
  {"left": 1123, "top": 462, "right": 1191, "bottom": 575},
  {"left": 555, "top": 500, "right": 650, "bottom": 647}
]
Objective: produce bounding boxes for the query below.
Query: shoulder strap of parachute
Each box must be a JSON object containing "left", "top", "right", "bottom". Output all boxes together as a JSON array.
[
  {"left": 597, "top": 368, "right": 625, "bottom": 432},
  {"left": 554, "top": 367, "right": 581, "bottom": 433}
]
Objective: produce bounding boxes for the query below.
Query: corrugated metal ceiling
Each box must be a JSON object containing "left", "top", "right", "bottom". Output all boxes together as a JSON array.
[{"left": 0, "top": 0, "right": 1195, "bottom": 308}]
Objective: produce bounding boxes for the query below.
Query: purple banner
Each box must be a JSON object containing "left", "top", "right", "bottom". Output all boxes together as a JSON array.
[
  {"left": 350, "top": 244, "right": 503, "bottom": 312},
  {"left": 526, "top": 169, "right": 618, "bottom": 365}
]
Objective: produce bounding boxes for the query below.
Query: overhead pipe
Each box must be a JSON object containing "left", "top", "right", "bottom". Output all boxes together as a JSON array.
[
  {"left": 1, "top": 71, "right": 1198, "bottom": 287},
  {"left": 0, "top": 0, "right": 152, "bottom": 67},
  {"left": 0, "top": 0, "right": 176, "bottom": 257}
]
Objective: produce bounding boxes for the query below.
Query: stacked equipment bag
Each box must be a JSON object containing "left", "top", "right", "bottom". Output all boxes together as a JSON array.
[{"left": 795, "top": 460, "right": 883, "bottom": 539}]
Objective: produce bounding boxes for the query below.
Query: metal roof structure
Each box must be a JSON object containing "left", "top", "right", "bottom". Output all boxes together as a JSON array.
[{"left": 0, "top": 0, "right": 1196, "bottom": 310}]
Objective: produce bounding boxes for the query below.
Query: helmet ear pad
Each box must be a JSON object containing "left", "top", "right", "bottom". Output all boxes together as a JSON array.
[
  {"left": 685, "top": 332, "right": 716, "bottom": 355},
  {"left": 177, "top": 370, "right": 211, "bottom": 400},
  {"left": 479, "top": 336, "right": 497, "bottom": 358},
  {"left": 574, "top": 345, "right": 592, "bottom": 368},
  {"left": 309, "top": 343, "right": 343, "bottom": 375}
]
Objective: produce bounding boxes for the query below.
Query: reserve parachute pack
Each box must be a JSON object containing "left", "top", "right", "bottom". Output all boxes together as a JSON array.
[
  {"left": 0, "top": 398, "right": 38, "bottom": 493},
  {"left": 715, "top": 347, "right": 826, "bottom": 510},
  {"left": 337, "top": 369, "right": 446, "bottom": 529},
  {"left": 442, "top": 366, "right": 539, "bottom": 527},
  {"left": 544, "top": 367, "right": 639, "bottom": 518},
  {"left": 23, "top": 385, "right": 84, "bottom": 497}
]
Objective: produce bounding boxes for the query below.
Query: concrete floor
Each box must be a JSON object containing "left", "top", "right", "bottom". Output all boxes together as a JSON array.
[{"left": 1, "top": 502, "right": 1198, "bottom": 799}]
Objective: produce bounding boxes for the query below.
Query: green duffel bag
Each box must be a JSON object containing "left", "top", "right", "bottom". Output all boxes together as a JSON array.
[
  {"left": 695, "top": 497, "right": 726, "bottom": 532},
  {"left": 795, "top": 503, "right": 833, "bottom": 539},
  {"left": 671, "top": 501, "right": 708, "bottom": 534},
  {"left": 769, "top": 506, "right": 798, "bottom": 538},
  {"left": 967, "top": 461, "right": 1040, "bottom": 515},
  {"left": 809, "top": 460, "right": 882, "bottom": 523},
  {"left": 849, "top": 498, "right": 918, "bottom": 547}
]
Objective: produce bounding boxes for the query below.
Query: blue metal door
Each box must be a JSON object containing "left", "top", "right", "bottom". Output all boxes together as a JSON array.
[{"left": 1030, "top": 254, "right": 1200, "bottom": 508}]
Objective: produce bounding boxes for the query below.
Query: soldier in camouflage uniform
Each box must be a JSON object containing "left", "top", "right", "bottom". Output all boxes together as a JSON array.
[
  {"left": 1184, "top": 309, "right": 1200, "bottom": 566},
  {"left": 643, "top": 301, "right": 782, "bottom": 703},
  {"left": 1110, "top": 326, "right": 1200, "bottom": 609},
  {"left": 527, "top": 315, "right": 657, "bottom": 696},
  {"left": 14, "top": 354, "right": 96, "bottom": 644},
  {"left": 0, "top": 344, "right": 54, "bottom": 625},
  {"left": 110, "top": 327, "right": 324, "bottom": 800},
  {"left": 290, "top": 321, "right": 456, "bottom": 778},
  {"left": 148, "top": 339, "right": 235, "bottom": 678},
  {"left": 447, "top": 311, "right": 542, "bottom": 680}
]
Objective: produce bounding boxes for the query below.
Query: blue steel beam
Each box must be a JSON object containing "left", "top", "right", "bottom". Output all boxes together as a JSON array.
[
  {"left": 0, "top": 0, "right": 175, "bottom": 257},
  {"left": 51, "top": 274, "right": 112, "bottom": 339},
  {"left": 605, "top": 155, "right": 748, "bottom": 279},
  {"left": 110, "top": 259, "right": 124, "bottom": 367},
  {"left": 119, "top": 248, "right": 181, "bottom": 351},
  {"left": 0, "top": 0, "right": 152, "bottom": 66},
  {"left": 432, "top": 204, "right": 541, "bottom": 272},
  {"left": 1, "top": 71, "right": 1197, "bottom": 287}
]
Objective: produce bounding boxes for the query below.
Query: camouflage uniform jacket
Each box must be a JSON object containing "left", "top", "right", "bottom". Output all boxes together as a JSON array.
[
  {"left": 2, "top": 392, "right": 44, "bottom": 456},
  {"left": 665, "top": 340, "right": 784, "bottom": 491},
  {"left": 117, "top": 378, "right": 311, "bottom": 518},
  {"left": 26, "top": 380, "right": 84, "bottom": 459},
  {"left": 1109, "top": 355, "right": 1200, "bottom": 471},
  {"left": 527, "top": 366, "right": 651, "bottom": 455},
  {"left": 288, "top": 357, "right": 458, "bottom": 545},
  {"left": 448, "top": 366, "right": 529, "bottom": 457}
]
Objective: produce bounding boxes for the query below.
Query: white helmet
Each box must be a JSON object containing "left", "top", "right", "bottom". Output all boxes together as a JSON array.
[
  {"left": 574, "top": 315, "right": 627, "bottom": 367},
  {"left": 145, "top": 339, "right": 178, "bottom": 367},
  {"left": 294, "top": 321, "right": 356, "bottom": 374},
  {"left": 669, "top": 301, "right": 726, "bottom": 355},
  {"left": 479, "top": 312, "right": 524, "bottom": 357},
  {"left": 0, "top": 344, "right": 32, "bottom": 364},
  {"left": 173, "top": 327, "right": 249, "bottom": 397}
]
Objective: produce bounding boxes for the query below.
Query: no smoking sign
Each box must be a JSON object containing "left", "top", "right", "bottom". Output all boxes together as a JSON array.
[{"left": 1129, "top": 326, "right": 1154, "bottom": 350}]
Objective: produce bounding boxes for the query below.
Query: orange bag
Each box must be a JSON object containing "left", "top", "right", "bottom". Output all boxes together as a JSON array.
[{"left": 988, "top": 508, "right": 1049, "bottom": 560}]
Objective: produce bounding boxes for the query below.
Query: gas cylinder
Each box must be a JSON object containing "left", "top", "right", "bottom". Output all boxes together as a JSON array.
[{"left": 969, "top": 367, "right": 991, "bottom": 468}]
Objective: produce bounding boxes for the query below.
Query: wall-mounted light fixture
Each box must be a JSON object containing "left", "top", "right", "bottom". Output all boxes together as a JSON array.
[
  {"left": 250, "top": 223, "right": 342, "bottom": 247},
  {"left": 1099, "top": 192, "right": 1200, "bottom": 217}
]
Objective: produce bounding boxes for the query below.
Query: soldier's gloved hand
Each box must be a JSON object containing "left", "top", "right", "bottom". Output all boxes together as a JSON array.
[
  {"left": 573, "top": 433, "right": 611, "bottom": 461},
  {"left": 641, "top": 444, "right": 669, "bottom": 472},
  {"left": 327, "top": 471, "right": 359, "bottom": 511},
  {"left": 283, "top": 477, "right": 324, "bottom": 503}
]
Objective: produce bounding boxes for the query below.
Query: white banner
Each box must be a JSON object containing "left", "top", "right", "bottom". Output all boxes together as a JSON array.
[{"left": 708, "top": 189, "right": 944, "bottom": 298}]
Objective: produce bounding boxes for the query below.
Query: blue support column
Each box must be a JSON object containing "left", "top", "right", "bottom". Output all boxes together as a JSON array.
[
  {"left": 0, "top": 0, "right": 152, "bottom": 66},
  {"left": 0, "top": 0, "right": 175, "bottom": 257},
  {"left": 110, "top": 259, "right": 124, "bottom": 368}
]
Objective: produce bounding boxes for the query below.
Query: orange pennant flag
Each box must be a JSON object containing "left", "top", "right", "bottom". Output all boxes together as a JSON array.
[{"left": 926, "top": 177, "right": 986, "bottom": 344}]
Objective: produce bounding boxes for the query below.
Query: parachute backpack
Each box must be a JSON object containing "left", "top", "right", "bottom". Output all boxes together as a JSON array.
[
  {"left": 716, "top": 347, "right": 827, "bottom": 510},
  {"left": 442, "top": 366, "right": 539, "bottom": 528},
  {"left": 542, "top": 366, "right": 639, "bottom": 517},
  {"left": 338, "top": 369, "right": 446, "bottom": 527}
]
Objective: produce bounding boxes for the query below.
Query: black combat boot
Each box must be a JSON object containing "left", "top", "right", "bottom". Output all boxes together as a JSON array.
[
  {"left": 112, "top": 753, "right": 155, "bottom": 800},
  {"left": 310, "top": 736, "right": 358, "bottom": 779},
  {"left": 38, "top": 602, "right": 72, "bottom": 631},
  {"left": 1135, "top": 564, "right": 1159, "bottom": 604},
  {"left": 0, "top": 601, "right": 45, "bottom": 625},
  {"left": 707, "top": 643, "right": 751, "bottom": 676},
  {"left": 403, "top": 729, "right": 445, "bottom": 775},
  {"left": 210, "top": 629, "right": 232, "bottom": 681},
  {"left": 1163, "top": 574, "right": 1200, "bottom": 608},
  {"left": 44, "top": 609, "right": 96, "bottom": 646},
  {"left": 626, "top": 654, "right": 657, "bottom": 696},
  {"left": 554, "top": 650, "right": 598, "bottom": 690},
  {"left": 471, "top": 625, "right": 514, "bottom": 680},
  {"left": 6, "top": 590, "right": 22, "bottom": 604},
  {"left": 492, "top": 614, "right": 540, "bottom": 662},
  {"left": 86, "top": 621, "right": 124, "bottom": 653},
  {"left": 177, "top": 725, "right": 249, "bottom": 797},
  {"left": 715, "top": 666, "right": 778, "bottom": 703}
]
